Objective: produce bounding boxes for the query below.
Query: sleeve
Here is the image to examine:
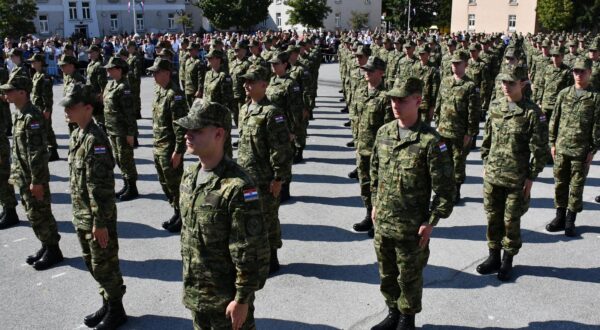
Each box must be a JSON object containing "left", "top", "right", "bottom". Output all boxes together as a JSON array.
[
  {"left": 427, "top": 138, "right": 456, "bottom": 225},
  {"left": 97, "top": 66, "right": 108, "bottom": 91},
  {"left": 197, "top": 63, "right": 205, "bottom": 94},
  {"left": 431, "top": 69, "right": 440, "bottom": 109},
  {"left": 86, "top": 137, "right": 116, "bottom": 228},
  {"left": 120, "top": 85, "right": 136, "bottom": 136},
  {"left": 434, "top": 80, "right": 443, "bottom": 124},
  {"left": 25, "top": 115, "right": 50, "bottom": 185},
  {"left": 170, "top": 91, "right": 189, "bottom": 154},
  {"left": 221, "top": 74, "right": 235, "bottom": 113},
  {"left": 266, "top": 107, "right": 293, "bottom": 181},
  {"left": 42, "top": 75, "right": 54, "bottom": 113},
  {"left": 592, "top": 95, "right": 600, "bottom": 154},
  {"left": 528, "top": 106, "right": 549, "bottom": 180},
  {"left": 534, "top": 70, "right": 545, "bottom": 103},
  {"left": 369, "top": 132, "right": 381, "bottom": 204},
  {"left": 548, "top": 91, "right": 563, "bottom": 144},
  {"left": 480, "top": 114, "right": 492, "bottom": 163},
  {"left": 467, "top": 83, "right": 481, "bottom": 136}
]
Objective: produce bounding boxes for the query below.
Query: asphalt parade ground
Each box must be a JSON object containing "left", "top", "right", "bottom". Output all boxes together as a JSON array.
[{"left": 1, "top": 63, "right": 599, "bottom": 329}]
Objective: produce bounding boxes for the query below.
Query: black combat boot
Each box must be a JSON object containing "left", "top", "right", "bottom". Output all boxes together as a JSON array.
[
  {"left": 545, "top": 207, "right": 566, "bottom": 232},
  {"left": 94, "top": 300, "right": 127, "bottom": 330},
  {"left": 397, "top": 313, "right": 415, "bottom": 330},
  {"left": 339, "top": 97, "right": 345, "bottom": 102},
  {"left": 497, "top": 251, "right": 513, "bottom": 282},
  {"left": 280, "top": 183, "right": 291, "bottom": 203},
  {"left": 343, "top": 121, "right": 352, "bottom": 127},
  {"left": 115, "top": 180, "right": 128, "bottom": 198},
  {"left": 293, "top": 149, "right": 304, "bottom": 164},
  {"left": 368, "top": 228, "right": 375, "bottom": 238},
  {"left": 269, "top": 249, "right": 280, "bottom": 275},
  {"left": 371, "top": 308, "right": 400, "bottom": 330},
  {"left": 32, "top": 244, "right": 64, "bottom": 271},
  {"left": 454, "top": 184, "right": 462, "bottom": 204},
  {"left": 84, "top": 298, "right": 108, "bottom": 327},
  {"left": 340, "top": 106, "right": 349, "bottom": 113},
  {"left": 353, "top": 207, "right": 373, "bottom": 232},
  {"left": 348, "top": 168, "right": 358, "bottom": 180},
  {"left": 48, "top": 148, "right": 60, "bottom": 162},
  {"left": 119, "top": 180, "right": 139, "bottom": 201},
  {"left": 26, "top": 245, "right": 47, "bottom": 265},
  {"left": 232, "top": 141, "right": 239, "bottom": 148},
  {"left": 564, "top": 210, "right": 577, "bottom": 237},
  {"left": 476, "top": 249, "right": 501, "bottom": 275},
  {"left": 0, "top": 207, "right": 19, "bottom": 229},
  {"left": 595, "top": 195, "right": 600, "bottom": 203},
  {"left": 166, "top": 215, "right": 182, "bottom": 233},
  {"left": 346, "top": 140, "right": 355, "bottom": 147},
  {"left": 133, "top": 136, "right": 139, "bottom": 149},
  {"left": 162, "top": 209, "right": 180, "bottom": 230}
]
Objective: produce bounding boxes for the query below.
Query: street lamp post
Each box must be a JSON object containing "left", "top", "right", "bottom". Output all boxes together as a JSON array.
[{"left": 407, "top": 0, "right": 411, "bottom": 32}]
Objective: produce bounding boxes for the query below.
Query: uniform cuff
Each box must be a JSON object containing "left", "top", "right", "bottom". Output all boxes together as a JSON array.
[
  {"left": 428, "top": 214, "right": 440, "bottom": 226},
  {"left": 235, "top": 290, "right": 252, "bottom": 304}
]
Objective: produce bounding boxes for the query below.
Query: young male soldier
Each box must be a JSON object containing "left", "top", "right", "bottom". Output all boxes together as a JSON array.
[
  {"left": 547, "top": 58, "right": 600, "bottom": 237},
  {"left": 183, "top": 43, "right": 205, "bottom": 108},
  {"left": 61, "top": 84, "right": 127, "bottom": 330},
  {"left": 477, "top": 64, "right": 548, "bottom": 281},
  {"left": 176, "top": 101, "right": 269, "bottom": 330},
  {"left": 370, "top": 77, "right": 455, "bottom": 330},
  {"left": 86, "top": 45, "right": 108, "bottom": 129}
]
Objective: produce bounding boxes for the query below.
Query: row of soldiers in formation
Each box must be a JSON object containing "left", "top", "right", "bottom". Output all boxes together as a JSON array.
[
  {"left": 335, "top": 31, "right": 599, "bottom": 330},
  {"left": 0, "top": 32, "right": 325, "bottom": 329}
]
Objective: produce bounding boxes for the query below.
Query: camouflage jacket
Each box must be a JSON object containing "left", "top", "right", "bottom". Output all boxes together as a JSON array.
[
  {"left": 9, "top": 64, "right": 30, "bottom": 79},
  {"left": 86, "top": 59, "right": 108, "bottom": 95},
  {"left": 385, "top": 51, "right": 404, "bottom": 88},
  {"left": 266, "top": 74, "right": 302, "bottom": 133},
  {"left": 103, "top": 78, "right": 135, "bottom": 136},
  {"left": 467, "top": 57, "right": 491, "bottom": 98},
  {"left": 591, "top": 60, "right": 600, "bottom": 91},
  {"left": 530, "top": 54, "right": 551, "bottom": 87},
  {"left": 126, "top": 53, "right": 144, "bottom": 90},
  {"left": 549, "top": 85, "right": 600, "bottom": 158},
  {"left": 63, "top": 71, "right": 86, "bottom": 96},
  {"left": 229, "top": 58, "right": 251, "bottom": 100},
  {"left": 412, "top": 61, "right": 440, "bottom": 111},
  {"left": 396, "top": 56, "right": 418, "bottom": 80},
  {"left": 354, "top": 82, "right": 393, "bottom": 156},
  {"left": 152, "top": 80, "right": 189, "bottom": 154},
  {"left": 435, "top": 75, "right": 481, "bottom": 139},
  {"left": 178, "top": 50, "right": 190, "bottom": 82},
  {"left": 370, "top": 120, "right": 455, "bottom": 240},
  {"left": 288, "top": 63, "right": 311, "bottom": 110},
  {"left": 237, "top": 97, "right": 292, "bottom": 185},
  {"left": 262, "top": 48, "right": 275, "bottom": 63},
  {"left": 203, "top": 69, "right": 234, "bottom": 112},
  {"left": 534, "top": 63, "right": 573, "bottom": 112},
  {"left": 31, "top": 71, "right": 53, "bottom": 113},
  {"left": 481, "top": 96, "right": 548, "bottom": 188},
  {"left": 9, "top": 102, "right": 49, "bottom": 186},
  {"left": 0, "top": 65, "right": 8, "bottom": 134},
  {"left": 180, "top": 157, "right": 269, "bottom": 312},
  {"left": 184, "top": 57, "right": 206, "bottom": 96},
  {"left": 348, "top": 65, "right": 368, "bottom": 117},
  {"left": 440, "top": 52, "right": 454, "bottom": 79},
  {"left": 68, "top": 121, "right": 116, "bottom": 230}
]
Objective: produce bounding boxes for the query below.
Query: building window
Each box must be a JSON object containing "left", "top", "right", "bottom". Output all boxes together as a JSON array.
[
  {"left": 68, "top": 2, "right": 77, "bottom": 20},
  {"left": 276, "top": 12, "right": 281, "bottom": 27},
  {"left": 335, "top": 0, "right": 342, "bottom": 4},
  {"left": 110, "top": 14, "right": 118, "bottom": 31},
  {"left": 168, "top": 13, "right": 175, "bottom": 29},
  {"left": 335, "top": 13, "right": 341, "bottom": 28},
  {"left": 468, "top": 14, "right": 475, "bottom": 30},
  {"left": 509, "top": 0, "right": 518, "bottom": 4},
  {"left": 365, "top": 0, "right": 371, "bottom": 4},
  {"left": 82, "top": 2, "right": 90, "bottom": 20},
  {"left": 185, "top": 0, "right": 191, "bottom": 3},
  {"left": 136, "top": 13, "right": 144, "bottom": 31},
  {"left": 276, "top": 0, "right": 282, "bottom": 4},
  {"left": 39, "top": 15, "right": 49, "bottom": 33},
  {"left": 468, "top": 0, "right": 476, "bottom": 5},
  {"left": 508, "top": 15, "right": 516, "bottom": 31}
]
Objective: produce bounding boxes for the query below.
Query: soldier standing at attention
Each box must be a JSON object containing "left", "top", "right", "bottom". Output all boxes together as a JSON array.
[
  {"left": 533, "top": 46, "right": 573, "bottom": 122},
  {"left": 248, "top": 39, "right": 268, "bottom": 71},
  {"left": 183, "top": 43, "right": 205, "bottom": 108},
  {"left": 178, "top": 38, "right": 190, "bottom": 90},
  {"left": 546, "top": 58, "right": 600, "bottom": 237},
  {"left": 476, "top": 65, "right": 548, "bottom": 281},
  {"left": 86, "top": 45, "right": 108, "bottom": 129},
  {"left": 229, "top": 42, "right": 251, "bottom": 127},
  {"left": 589, "top": 40, "right": 600, "bottom": 90},
  {"left": 7, "top": 48, "right": 30, "bottom": 136},
  {"left": 238, "top": 65, "right": 293, "bottom": 275},
  {"left": 287, "top": 45, "right": 312, "bottom": 164},
  {"left": 126, "top": 40, "right": 143, "bottom": 121},
  {"left": 1, "top": 76, "right": 63, "bottom": 270},
  {"left": 176, "top": 102, "right": 269, "bottom": 330},
  {"left": 58, "top": 54, "right": 85, "bottom": 133},
  {"left": 435, "top": 50, "right": 480, "bottom": 204},
  {"left": 103, "top": 57, "right": 138, "bottom": 201},
  {"left": 61, "top": 84, "right": 127, "bottom": 330},
  {"left": 412, "top": 45, "right": 440, "bottom": 125},
  {"left": 370, "top": 77, "right": 455, "bottom": 330},
  {"left": 147, "top": 58, "right": 189, "bottom": 233},
  {"left": 28, "top": 54, "right": 59, "bottom": 161}
]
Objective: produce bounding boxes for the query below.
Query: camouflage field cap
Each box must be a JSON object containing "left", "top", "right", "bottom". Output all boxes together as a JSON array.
[
  {"left": 205, "top": 48, "right": 224, "bottom": 59},
  {"left": 210, "top": 38, "right": 223, "bottom": 47},
  {"left": 249, "top": 39, "right": 260, "bottom": 47},
  {"left": 158, "top": 48, "right": 175, "bottom": 58},
  {"left": 58, "top": 54, "right": 78, "bottom": 66},
  {"left": 175, "top": 101, "right": 231, "bottom": 131},
  {"left": 447, "top": 39, "right": 458, "bottom": 47},
  {"left": 263, "top": 36, "right": 273, "bottom": 43},
  {"left": 450, "top": 50, "right": 470, "bottom": 63},
  {"left": 498, "top": 64, "right": 528, "bottom": 82},
  {"left": 541, "top": 39, "right": 551, "bottom": 48},
  {"left": 403, "top": 41, "right": 416, "bottom": 49},
  {"left": 0, "top": 75, "right": 33, "bottom": 93},
  {"left": 360, "top": 56, "right": 386, "bottom": 72},
  {"left": 118, "top": 48, "right": 129, "bottom": 57},
  {"left": 550, "top": 46, "right": 565, "bottom": 56},
  {"left": 59, "top": 83, "right": 93, "bottom": 107},
  {"left": 8, "top": 48, "right": 23, "bottom": 57},
  {"left": 468, "top": 43, "right": 482, "bottom": 51},
  {"left": 87, "top": 44, "right": 101, "bottom": 53},
  {"left": 573, "top": 57, "right": 592, "bottom": 70},
  {"left": 127, "top": 40, "right": 138, "bottom": 48},
  {"left": 504, "top": 47, "right": 516, "bottom": 59},
  {"left": 385, "top": 77, "right": 423, "bottom": 98},
  {"left": 104, "top": 56, "right": 128, "bottom": 70},
  {"left": 64, "top": 43, "right": 74, "bottom": 51},
  {"left": 417, "top": 44, "right": 430, "bottom": 54},
  {"left": 240, "top": 65, "right": 270, "bottom": 81},
  {"left": 147, "top": 58, "right": 173, "bottom": 72},
  {"left": 354, "top": 44, "right": 371, "bottom": 56},
  {"left": 189, "top": 42, "right": 202, "bottom": 50},
  {"left": 287, "top": 45, "right": 301, "bottom": 53},
  {"left": 268, "top": 51, "right": 289, "bottom": 64},
  {"left": 234, "top": 41, "right": 248, "bottom": 50},
  {"left": 26, "top": 53, "right": 46, "bottom": 63}
]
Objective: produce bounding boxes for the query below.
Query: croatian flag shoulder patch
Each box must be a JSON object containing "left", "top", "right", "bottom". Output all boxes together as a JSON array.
[
  {"left": 438, "top": 142, "right": 448, "bottom": 152},
  {"left": 174, "top": 95, "right": 183, "bottom": 101},
  {"left": 30, "top": 121, "right": 40, "bottom": 129},
  {"left": 94, "top": 146, "right": 107, "bottom": 154},
  {"left": 243, "top": 188, "right": 259, "bottom": 202},
  {"left": 274, "top": 115, "right": 285, "bottom": 123},
  {"left": 539, "top": 114, "right": 546, "bottom": 122}
]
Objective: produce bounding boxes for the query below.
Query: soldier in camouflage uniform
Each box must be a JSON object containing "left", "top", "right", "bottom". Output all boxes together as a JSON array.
[
  {"left": 59, "top": 55, "right": 86, "bottom": 132},
  {"left": 248, "top": 39, "right": 269, "bottom": 71},
  {"left": 103, "top": 56, "right": 138, "bottom": 201},
  {"left": 346, "top": 44, "right": 371, "bottom": 157},
  {"left": 385, "top": 38, "right": 405, "bottom": 89},
  {"left": 467, "top": 43, "right": 491, "bottom": 122},
  {"left": 440, "top": 39, "right": 457, "bottom": 80},
  {"left": 547, "top": 58, "right": 600, "bottom": 237},
  {"left": 287, "top": 45, "right": 312, "bottom": 164},
  {"left": 176, "top": 102, "right": 270, "bottom": 330},
  {"left": 147, "top": 58, "right": 189, "bottom": 233},
  {"left": 238, "top": 65, "right": 293, "bottom": 275},
  {"left": 184, "top": 43, "right": 206, "bottom": 108},
  {"left": 0, "top": 53, "right": 19, "bottom": 229},
  {"left": 435, "top": 50, "right": 481, "bottom": 203},
  {"left": 1, "top": 76, "right": 63, "bottom": 270},
  {"left": 477, "top": 64, "right": 548, "bottom": 281},
  {"left": 261, "top": 36, "right": 275, "bottom": 63},
  {"left": 588, "top": 41, "right": 600, "bottom": 90},
  {"left": 370, "top": 77, "right": 455, "bottom": 330},
  {"left": 413, "top": 45, "right": 440, "bottom": 125},
  {"left": 530, "top": 39, "right": 552, "bottom": 93},
  {"left": 61, "top": 84, "right": 127, "bottom": 330},
  {"left": 178, "top": 38, "right": 190, "bottom": 90},
  {"left": 6, "top": 48, "right": 30, "bottom": 136},
  {"left": 27, "top": 54, "right": 59, "bottom": 161},
  {"left": 126, "top": 40, "right": 144, "bottom": 121},
  {"left": 86, "top": 45, "right": 108, "bottom": 129},
  {"left": 229, "top": 42, "right": 251, "bottom": 127},
  {"left": 533, "top": 46, "right": 573, "bottom": 121},
  {"left": 396, "top": 42, "right": 418, "bottom": 83},
  {"left": 563, "top": 41, "right": 580, "bottom": 68}
]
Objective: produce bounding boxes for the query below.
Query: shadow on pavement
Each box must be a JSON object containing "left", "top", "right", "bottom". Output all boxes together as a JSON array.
[
  {"left": 286, "top": 195, "right": 362, "bottom": 208},
  {"left": 306, "top": 124, "right": 347, "bottom": 131},
  {"left": 530, "top": 198, "right": 600, "bottom": 210},
  {"left": 308, "top": 132, "right": 353, "bottom": 139},
  {"left": 272, "top": 262, "right": 379, "bottom": 285},
  {"left": 51, "top": 192, "right": 72, "bottom": 204},
  {"left": 513, "top": 265, "right": 600, "bottom": 283},
  {"left": 536, "top": 175, "right": 600, "bottom": 187},
  {"left": 282, "top": 223, "right": 370, "bottom": 242},
  {"left": 123, "top": 314, "right": 192, "bottom": 329},
  {"left": 256, "top": 318, "right": 338, "bottom": 329},
  {"left": 56, "top": 220, "right": 172, "bottom": 239},
  {"left": 431, "top": 225, "right": 599, "bottom": 244},
  {"left": 305, "top": 144, "right": 354, "bottom": 152},
  {"left": 64, "top": 256, "right": 182, "bottom": 282},
  {"left": 293, "top": 173, "right": 356, "bottom": 185},
  {"left": 422, "top": 320, "right": 600, "bottom": 329},
  {"left": 304, "top": 156, "right": 356, "bottom": 165}
]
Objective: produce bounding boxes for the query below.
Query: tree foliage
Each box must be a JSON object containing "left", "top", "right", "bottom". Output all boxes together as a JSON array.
[
  {"left": 349, "top": 11, "right": 370, "bottom": 30},
  {"left": 195, "top": 0, "right": 272, "bottom": 30},
  {"left": 383, "top": 0, "right": 440, "bottom": 31},
  {"left": 537, "top": 0, "right": 574, "bottom": 31},
  {"left": 286, "top": 0, "right": 332, "bottom": 29},
  {"left": 572, "top": 0, "right": 600, "bottom": 32},
  {"left": 0, "top": 0, "right": 37, "bottom": 39}
]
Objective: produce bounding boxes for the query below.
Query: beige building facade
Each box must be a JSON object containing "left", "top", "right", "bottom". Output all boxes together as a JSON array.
[{"left": 451, "top": 0, "right": 538, "bottom": 34}]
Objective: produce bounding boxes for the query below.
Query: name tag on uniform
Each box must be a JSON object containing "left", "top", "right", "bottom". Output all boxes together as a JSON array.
[
  {"left": 225, "top": 77, "right": 232, "bottom": 82},
  {"left": 94, "top": 146, "right": 107, "bottom": 154},
  {"left": 539, "top": 114, "right": 546, "bottom": 122},
  {"left": 124, "top": 90, "right": 131, "bottom": 95},
  {"left": 275, "top": 115, "right": 285, "bottom": 123},
  {"left": 30, "top": 121, "right": 40, "bottom": 129},
  {"left": 243, "top": 188, "right": 259, "bottom": 202},
  {"left": 174, "top": 95, "right": 183, "bottom": 101}
]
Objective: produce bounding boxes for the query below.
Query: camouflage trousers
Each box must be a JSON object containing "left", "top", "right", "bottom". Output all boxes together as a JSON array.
[
  {"left": 153, "top": 148, "right": 183, "bottom": 209},
  {"left": 259, "top": 184, "right": 282, "bottom": 250},
  {"left": 109, "top": 135, "right": 138, "bottom": 181},
  {"left": 191, "top": 295, "right": 255, "bottom": 330},
  {"left": 0, "top": 143, "right": 17, "bottom": 208},
  {"left": 553, "top": 153, "right": 589, "bottom": 213},
  {"left": 43, "top": 112, "right": 58, "bottom": 149},
  {"left": 483, "top": 180, "right": 530, "bottom": 256},
  {"left": 374, "top": 232, "right": 430, "bottom": 315},
  {"left": 440, "top": 136, "right": 468, "bottom": 184},
  {"left": 356, "top": 152, "right": 372, "bottom": 209},
  {"left": 18, "top": 183, "right": 60, "bottom": 245},
  {"left": 76, "top": 222, "right": 124, "bottom": 303},
  {"left": 294, "top": 111, "right": 308, "bottom": 150},
  {"left": 132, "top": 86, "right": 141, "bottom": 119}
]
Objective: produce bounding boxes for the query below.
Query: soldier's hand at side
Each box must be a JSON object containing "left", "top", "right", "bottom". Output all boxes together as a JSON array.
[
  {"left": 43, "top": 111, "right": 51, "bottom": 120},
  {"left": 463, "top": 135, "right": 472, "bottom": 149},
  {"left": 30, "top": 184, "right": 44, "bottom": 201},
  {"left": 270, "top": 180, "right": 282, "bottom": 198},
  {"left": 371, "top": 207, "right": 377, "bottom": 223},
  {"left": 171, "top": 152, "right": 182, "bottom": 169},
  {"left": 225, "top": 300, "right": 248, "bottom": 330},
  {"left": 289, "top": 134, "right": 296, "bottom": 142},
  {"left": 585, "top": 152, "right": 593, "bottom": 166},
  {"left": 523, "top": 179, "right": 533, "bottom": 199},
  {"left": 418, "top": 223, "right": 433, "bottom": 249},
  {"left": 551, "top": 146, "right": 556, "bottom": 161},
  {"left": 92, "top": 226, "right": 109, "bottom": 249},
  {"left": 303, "top": 109, "right": 310, "bottom": 120},
  {"left": 126, "top": 136, "right": 134, "bottom": 147},
  {"left": 195, "top": 91, "right": 202, "bottom": 98}
]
